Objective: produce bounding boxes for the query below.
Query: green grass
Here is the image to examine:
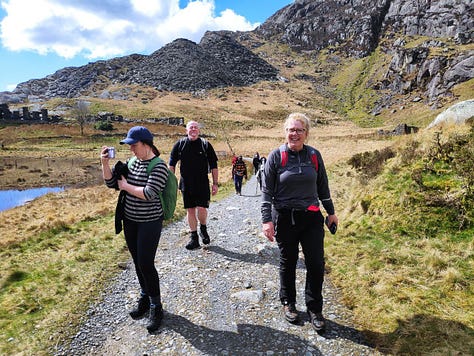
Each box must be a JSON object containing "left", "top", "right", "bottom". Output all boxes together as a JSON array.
[
  {"left": 328, "top": 126, "right": 474, "bottom": 355},
  {"left": 0, "top": 215, "right": 128, "bottom": 355}
]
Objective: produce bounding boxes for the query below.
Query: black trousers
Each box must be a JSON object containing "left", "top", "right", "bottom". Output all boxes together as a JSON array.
[
  {"left": 124, "top": 218, "right": 163, "bottom": 305},
  {"left": 274, "top": 209, "right": 325, "bottom": 312}
]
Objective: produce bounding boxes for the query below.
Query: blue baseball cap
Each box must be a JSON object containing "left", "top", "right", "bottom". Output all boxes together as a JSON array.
[{"left": 120, "top": 126, "right": 153, "bottom": 144}]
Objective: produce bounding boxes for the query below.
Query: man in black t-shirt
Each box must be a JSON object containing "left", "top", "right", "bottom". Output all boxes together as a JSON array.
[{"left": 169, "top": 120, "right": 219, "bottom": 250}]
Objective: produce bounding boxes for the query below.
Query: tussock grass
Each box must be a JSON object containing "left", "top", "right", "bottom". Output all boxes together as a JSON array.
[
  {"left": 329, "top": 123, "right": 474, "bottom": 355},
  {"left": 0, "top": 212, "right": 127, "bottom": 355}
]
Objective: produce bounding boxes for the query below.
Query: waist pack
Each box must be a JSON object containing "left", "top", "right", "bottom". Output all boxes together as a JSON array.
[{"left": 128, "top": 156, "right": 178, "bottom": 220}]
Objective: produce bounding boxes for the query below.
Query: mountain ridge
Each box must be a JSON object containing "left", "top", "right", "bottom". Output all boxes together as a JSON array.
[{"left": 0, "top": 0, "right": 472, "bottom": 111}]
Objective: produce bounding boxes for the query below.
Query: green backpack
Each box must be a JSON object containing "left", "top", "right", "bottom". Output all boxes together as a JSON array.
[{"left": 128, "top": 156, "right": 178, "bottom": 220}]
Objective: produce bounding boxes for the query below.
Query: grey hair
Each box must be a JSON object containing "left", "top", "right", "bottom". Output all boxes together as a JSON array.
[
  {"left": 186, "top": 120, "right": 200, "bottom": 129},
  {"left": 284, "top": 113, "right": 311, "bottom": 134}
]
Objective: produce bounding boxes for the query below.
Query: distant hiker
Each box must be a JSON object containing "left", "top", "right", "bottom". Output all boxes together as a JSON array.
[
  {"left": 256, "top": 156, "right": 266, "bottom": 191},
  {"left": 100, "top": 126, "right": 168, "bottom": 333},
  {"left": 169, "top": 120, "right": 219, "bottom": 250},
  {"left": 260, "top": 113, "right": 338, "bottom": 333},
  {"left": 232, "top": 155, "right": 248, "bottom": 195},
  {"left": 252, "top": 152, "right": 260, "bottom": 174}
]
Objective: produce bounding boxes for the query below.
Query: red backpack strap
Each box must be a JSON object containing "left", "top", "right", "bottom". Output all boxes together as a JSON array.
[
  {"left": 279, "top": 144, "right": 288, "bottom": 167},
  {"left": 310, "top": 151, "right": 318, "bottom": 171}
]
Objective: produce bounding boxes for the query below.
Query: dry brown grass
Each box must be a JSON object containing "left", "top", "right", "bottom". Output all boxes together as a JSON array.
[{"left": 0, "top": 186, "right": 115, "bottom": 247}]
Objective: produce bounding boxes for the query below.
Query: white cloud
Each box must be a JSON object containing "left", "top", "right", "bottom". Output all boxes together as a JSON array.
[
  {"left": 6, "top": 83, "right": 17, "bottom": 91},
  {"left": 0, "top": 0, "right": 258, "bottom": 59}
]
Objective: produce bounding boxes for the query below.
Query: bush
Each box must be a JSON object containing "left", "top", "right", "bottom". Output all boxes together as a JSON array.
[
  {"left": 94, "top": 121, "right": 114, "bottom": 131},
  {"left": 348, "top": 147, "right": 395, "bottom": 179}
]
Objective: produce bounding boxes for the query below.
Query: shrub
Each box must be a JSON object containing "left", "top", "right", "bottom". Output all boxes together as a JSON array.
[
  {"left": 348, "top": 147, "right": 395, "bottom": 180},
  {"left": 94, "top": 121, "right": 114, "bottom": 131}
]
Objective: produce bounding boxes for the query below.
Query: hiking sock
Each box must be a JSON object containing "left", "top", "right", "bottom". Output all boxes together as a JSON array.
[
  {"left": 200, "top": 224, "right": 210, "bottom": 245},
  {"left": 150, "top": 296, "right": 161, "bottom": 305},
  {"left": 185, "top": 231, "right": 200, "bottom": 250}
]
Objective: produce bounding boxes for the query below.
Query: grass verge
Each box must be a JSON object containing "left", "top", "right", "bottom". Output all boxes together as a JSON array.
[{"left": 328, "top": 124, "right": 474, "bottom": 355}]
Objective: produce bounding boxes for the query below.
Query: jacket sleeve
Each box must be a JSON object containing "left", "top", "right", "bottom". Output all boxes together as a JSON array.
[
  {"left": 316, "top": 152, "right": 335, "bottom": 215},
  {"left": 168, "top": 141, "right": 181, "bottom": 167},
  {"left": 260, "top": 149, "right": 279, "bottom": 223}
]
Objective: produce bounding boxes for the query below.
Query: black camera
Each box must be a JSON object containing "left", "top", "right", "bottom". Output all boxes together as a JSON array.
[
  {"left": 113, "top": 160, "right": 129, "bottom": 180},
  {"left": 325, "top": 216, "right": 337, "bottom": 235}
]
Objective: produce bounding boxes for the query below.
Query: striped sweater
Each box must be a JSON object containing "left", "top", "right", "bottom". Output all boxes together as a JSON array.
[{"left": 106, "top": 157, "right": 168, "bottom": 222}]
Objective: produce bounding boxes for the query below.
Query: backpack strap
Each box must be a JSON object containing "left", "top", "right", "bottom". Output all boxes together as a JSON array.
[
  {"left": 127, "top": 156, "right": 162, "bottom": 176},
  {"left": 279, "top": 144, "right": 288, "bottom": 167},
  {"left": 127, "top": 156, "right": 137, "bottom": 169},
  {"left": 200, "top": 138, "right": 208, "bottom": 158},
  {"left": 279, "top": 144, "right": 318, "bottom": 171},
  {"left": 146, "top": 156, "right": 162, "bottom": 175},
  {"left": 309, "top": 148, "right": 319, "bottom": 172}
]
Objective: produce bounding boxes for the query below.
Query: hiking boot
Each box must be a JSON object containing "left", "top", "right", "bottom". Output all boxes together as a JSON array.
[
  {"left": 308, "top": 310, "right": 326, "bottom": 333},
  {"left": 146, "top": 304, "right": 163, "bottom": 333},
  {"left": 129, "top": 295, "right": 150, "bottom": 319},
  {"left": 185, "top": 232, "right": 200, "bottom": 250},
  {"left": 200, "top": 225, "right": 210, "bottom": 245},
  {"left": 283, "top": 302, "right": 299, "bottom": 324}
]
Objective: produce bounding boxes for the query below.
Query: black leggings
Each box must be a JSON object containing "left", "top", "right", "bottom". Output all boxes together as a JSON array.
[
  {"left": 275, "top": 209, "right": 325, "bottom": 312},
  {"left": 123, "top": 218, "right": 163, "bottom": 304}
]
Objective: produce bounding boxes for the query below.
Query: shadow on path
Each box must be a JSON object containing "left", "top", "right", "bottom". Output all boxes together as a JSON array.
[
  {"left": 207, "top": 244, "right": 306, "bottom": 270},
  {"left": 161, "top": 312, "right": 324, "bottom": 355}
]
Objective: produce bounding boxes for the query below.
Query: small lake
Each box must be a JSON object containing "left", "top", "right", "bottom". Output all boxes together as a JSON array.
[{"left": 0, "top": 187, "right": 65, "bottom": 212}]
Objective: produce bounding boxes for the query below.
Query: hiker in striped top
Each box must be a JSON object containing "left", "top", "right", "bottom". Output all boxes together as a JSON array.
[{"left": 100, "top": 126, "right": 167, "bottom": 333}]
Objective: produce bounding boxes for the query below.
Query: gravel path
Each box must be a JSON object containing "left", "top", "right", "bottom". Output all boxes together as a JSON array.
[{"left": 54, "top": 176, "right": 382, "bottom": 356}]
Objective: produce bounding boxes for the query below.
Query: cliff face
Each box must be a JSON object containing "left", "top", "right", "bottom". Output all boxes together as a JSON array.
[
  {"left": 256, "top": 0, "right": 473, "bottom": 103},
  {"left": 256, "top": 0, "right": 472, "bottom": 54},
  {"left": 256, "top": 0, "right": 392, "bottom": 57}
]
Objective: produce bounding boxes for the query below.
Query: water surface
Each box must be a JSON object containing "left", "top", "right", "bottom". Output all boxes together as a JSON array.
[{"left": 0, "top": 187, "right": 64, "bottom": 212}]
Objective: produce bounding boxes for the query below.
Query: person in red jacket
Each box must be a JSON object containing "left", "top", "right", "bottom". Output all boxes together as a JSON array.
[{"left": 232, "top": 155, "right": 248, "bottom": 195}]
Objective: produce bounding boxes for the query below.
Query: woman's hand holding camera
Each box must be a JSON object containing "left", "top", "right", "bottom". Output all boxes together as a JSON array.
[{"left": 100, "top": 146, "right": 110, "bottom": 162}]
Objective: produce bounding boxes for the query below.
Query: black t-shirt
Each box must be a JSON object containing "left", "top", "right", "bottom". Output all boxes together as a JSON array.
[{"left": 169, "top": 138, "right": 218, "bottom": 193}]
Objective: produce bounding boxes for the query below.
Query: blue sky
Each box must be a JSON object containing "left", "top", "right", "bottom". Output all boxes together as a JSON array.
[{"left": 0, "top": 0, "right": 293, "bottom": 92}]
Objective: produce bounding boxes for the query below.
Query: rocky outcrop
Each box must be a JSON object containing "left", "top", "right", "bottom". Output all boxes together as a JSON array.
[
  {"left": 256, "top": 0, "right": 392, "bottom": 57},
  {"left": 256, "top": 0, "right": 473, "bottom": 103},
  {"left": 427, "top": 99, "right": 474, "bottom": 128},
  {"left": 257, "top": 0, "right": 472, "bottom": 54},
  {"left": 380, "top": 39, "right": 474, "bottom": 101},
  {"left": 383, "top": 0, "right": 473, "bottom": 44}
]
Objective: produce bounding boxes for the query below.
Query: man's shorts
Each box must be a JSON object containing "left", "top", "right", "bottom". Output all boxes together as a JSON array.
[{"left": 182, "top": 189, "right": 210, "bottom": 209}]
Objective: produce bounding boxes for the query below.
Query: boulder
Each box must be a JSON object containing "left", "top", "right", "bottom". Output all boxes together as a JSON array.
[{"left": 427, "top": 99, "right": 474, "bottom": 128}]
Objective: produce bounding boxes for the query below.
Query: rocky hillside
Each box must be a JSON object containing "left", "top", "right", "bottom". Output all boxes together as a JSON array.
[
  {"left": 0, "top": 31, "right": 278, "bottom": 104},
  {"left": 0, "top": 0, "right": 472, "bottom": 107},
  {"left": 256, "top": 0, "right": 473, "bottom": 105}
]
